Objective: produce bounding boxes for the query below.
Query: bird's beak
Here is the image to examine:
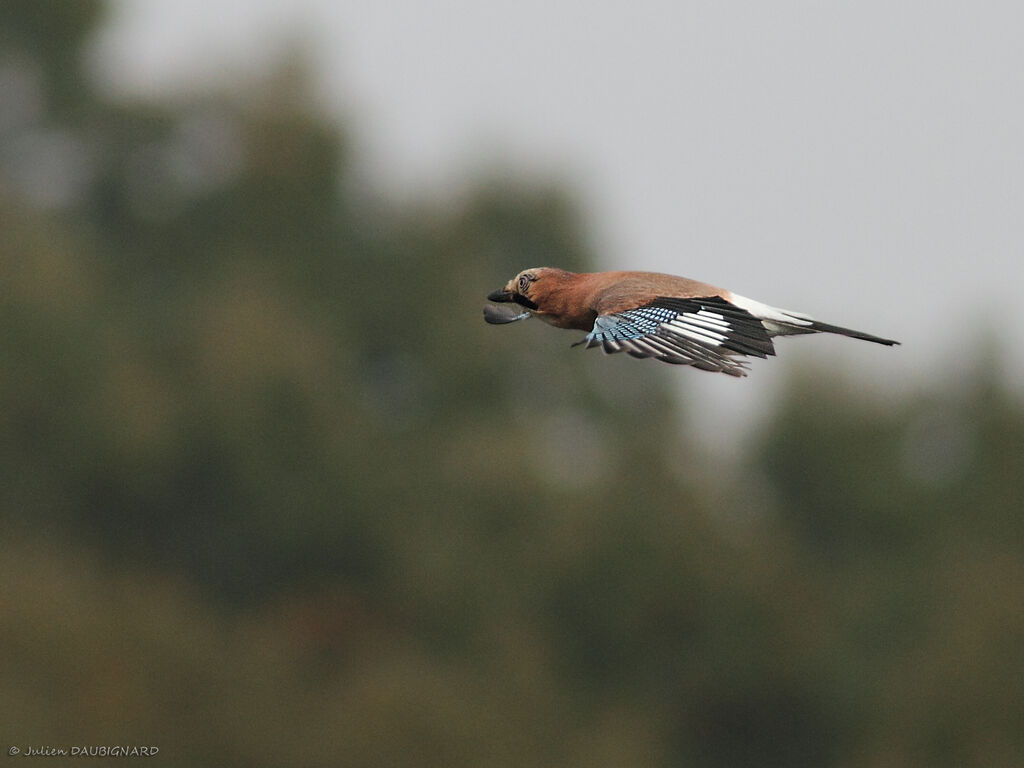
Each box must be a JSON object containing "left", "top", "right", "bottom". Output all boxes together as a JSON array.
[
  {"left": 487, "top": 289, "right": 515, "bottom": 302},
  {"left": 487, "top": 286, "right": 539, "bottom": 311}
]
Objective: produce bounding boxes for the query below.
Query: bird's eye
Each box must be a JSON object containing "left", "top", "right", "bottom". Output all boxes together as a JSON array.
[{"left": 518, "top": 274, "right": 531, "bottom": 293}]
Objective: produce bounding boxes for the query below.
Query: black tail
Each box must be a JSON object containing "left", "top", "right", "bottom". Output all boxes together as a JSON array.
[{"left": 807, "top": 320, "right": 900, "bottom": 346}]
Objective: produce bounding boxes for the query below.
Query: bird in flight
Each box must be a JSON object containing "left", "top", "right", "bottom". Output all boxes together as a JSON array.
[{"left": 484, "top": 268, "right": 898, "bottom": 377}]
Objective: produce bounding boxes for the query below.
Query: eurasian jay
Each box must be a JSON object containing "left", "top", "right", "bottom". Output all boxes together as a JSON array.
[{"left": 485, "top": 268, "right": 899, "bottom": 377}]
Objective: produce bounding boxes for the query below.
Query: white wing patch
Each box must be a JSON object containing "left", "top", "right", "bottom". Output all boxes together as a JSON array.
[{"left": 727, "top": 292, "right": 814, "bottom": 335}]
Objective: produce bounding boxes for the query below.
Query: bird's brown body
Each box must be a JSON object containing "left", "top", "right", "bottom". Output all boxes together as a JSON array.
[
  {"left": 508, "top": 269, "right": 728, "bottom": 329},
  {"left": 486, "top": 267, "right": 898, "bottom": 376}
]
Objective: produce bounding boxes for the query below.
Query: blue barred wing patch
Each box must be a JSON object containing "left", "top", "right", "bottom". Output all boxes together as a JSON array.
[{"left": 589, "top": 306, "right": 678, "bottom": 341}]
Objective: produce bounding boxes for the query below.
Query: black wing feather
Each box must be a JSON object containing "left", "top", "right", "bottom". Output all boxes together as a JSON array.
[{"left": 576, "top": 296, "right": 775, "bottom": 377}]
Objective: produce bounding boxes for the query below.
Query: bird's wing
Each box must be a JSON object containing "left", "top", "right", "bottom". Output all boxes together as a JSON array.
[{"left": 574, "top": 296, "right": 775, "bottom": 377}]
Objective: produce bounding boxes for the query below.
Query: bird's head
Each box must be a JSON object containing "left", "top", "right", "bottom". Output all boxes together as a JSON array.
[
  {"left": 483, "top": 269, "right": 545, "bottom": 324},
  {"left": 486, "top": 268, "right": 546, "bottom": 311},
  {"left": 485, "top": 268, "right": 584, "bottom": 326}
]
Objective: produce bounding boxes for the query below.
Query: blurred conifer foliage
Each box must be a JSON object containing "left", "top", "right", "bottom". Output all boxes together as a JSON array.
[{"left": 1, "top": 3, "right": 1022, "bottom": 766}]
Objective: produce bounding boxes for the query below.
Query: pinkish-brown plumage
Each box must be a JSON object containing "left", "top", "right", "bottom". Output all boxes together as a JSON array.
[{"left": 485, "top": 267, "right": 898, "bottom": 376}]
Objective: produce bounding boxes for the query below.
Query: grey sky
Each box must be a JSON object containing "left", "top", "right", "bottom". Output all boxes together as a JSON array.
[{"left": 93, "top": 0, "right": 1024, "bottom": 444}]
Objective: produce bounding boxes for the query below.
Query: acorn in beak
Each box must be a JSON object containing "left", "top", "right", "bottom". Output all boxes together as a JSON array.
[
  {"left": 484, "top": 284, "right": 535, "bottom": 324},
  {"left": 483, "top": 301, "right": 531, "bottom": 325}
]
